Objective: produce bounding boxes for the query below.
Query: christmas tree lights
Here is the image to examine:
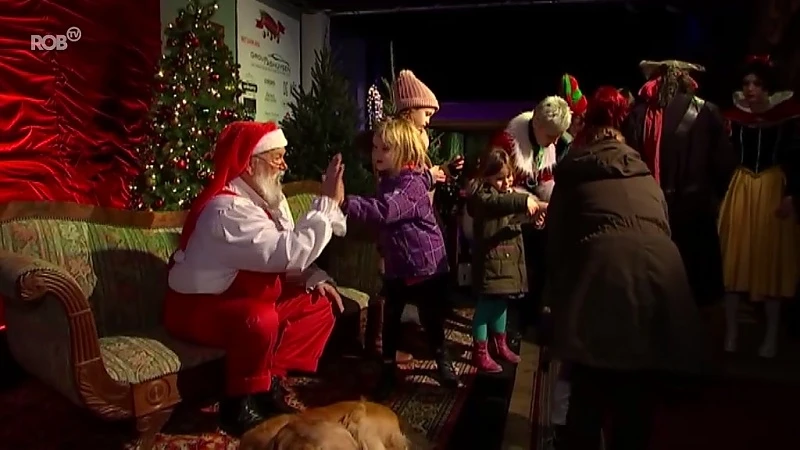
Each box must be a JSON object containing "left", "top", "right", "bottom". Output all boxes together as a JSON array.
[{"left": 130, "top": 0, "right": 248, "bottom": 211}]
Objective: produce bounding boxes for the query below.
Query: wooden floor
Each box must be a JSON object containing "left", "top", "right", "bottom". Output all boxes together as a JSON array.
[{"left": 500, "top": 304, "right": 800, "bottom": 450}]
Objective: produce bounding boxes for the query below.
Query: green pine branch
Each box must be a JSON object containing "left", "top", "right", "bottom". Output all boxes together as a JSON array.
[
  {"left": 281, "top": 45, "right": 373, "bottom": 194},
  {"left": 130, "top": 0, "right": 248, "bottom": 211}
]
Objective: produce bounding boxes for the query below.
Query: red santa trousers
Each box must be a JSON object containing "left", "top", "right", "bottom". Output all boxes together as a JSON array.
[{"left": 163, "top": 270, "right": 335, "bottom": 397}]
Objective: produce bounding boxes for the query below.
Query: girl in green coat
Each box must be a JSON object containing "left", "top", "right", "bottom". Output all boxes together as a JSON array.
[{"left": 467, "top": 149, "right": 541, "bottom": 372}]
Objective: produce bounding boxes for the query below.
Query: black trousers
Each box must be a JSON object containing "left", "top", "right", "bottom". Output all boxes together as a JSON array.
[
  {"left": 564, "top": 365, "right": 655, "bottom": 450},
  {"left": 382, "top": 274, "right": 449, "bottom": 361}
]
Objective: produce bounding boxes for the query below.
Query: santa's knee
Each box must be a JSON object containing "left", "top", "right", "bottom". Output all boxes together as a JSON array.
[{"left": 241, "top": 302, "right": 280, "bottom": 343}]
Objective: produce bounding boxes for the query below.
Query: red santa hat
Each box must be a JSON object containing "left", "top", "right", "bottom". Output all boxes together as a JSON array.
[
  {"left": 175, "top": 121, "right": 287, "bottom": 254},
  {"left": 559, "top": 74, "right": 588, "bottom": 116}
]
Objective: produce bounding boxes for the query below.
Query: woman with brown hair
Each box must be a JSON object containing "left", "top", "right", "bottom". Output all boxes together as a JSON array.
[{"left": 544, "top": 87, "right": 708, "bottom": 450}]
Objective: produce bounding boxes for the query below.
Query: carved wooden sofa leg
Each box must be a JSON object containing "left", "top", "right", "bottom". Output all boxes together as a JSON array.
[{"left": 135, "top": 407, "right": 174, "bottom": 450}]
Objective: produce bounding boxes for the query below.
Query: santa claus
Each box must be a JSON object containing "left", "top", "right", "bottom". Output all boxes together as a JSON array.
[
  {"left": 491, "top": 95, "right": 573, "bottom": 201},
  {"left": 163, "top": 121, "right": 347, "bottom": 435}
]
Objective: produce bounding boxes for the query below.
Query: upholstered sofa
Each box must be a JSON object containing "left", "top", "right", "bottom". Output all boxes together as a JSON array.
[{"left": 0, "top": 181, "right": 381, "bottom": 448}]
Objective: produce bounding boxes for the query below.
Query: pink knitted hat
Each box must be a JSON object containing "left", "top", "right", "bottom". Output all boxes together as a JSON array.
[{"left": 393, "top": 70, "right": 439, "bottom": 112}]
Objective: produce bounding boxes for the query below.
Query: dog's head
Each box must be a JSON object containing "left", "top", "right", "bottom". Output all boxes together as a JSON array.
[
  {"left": 239, "top": 414, "right": 294, "bottom": 450},
  {"left": 265, "top": 418, "right": 359, "bottom": 450},
  {"left": 339, "top": 401, "right": 412, "bottom": 450}
]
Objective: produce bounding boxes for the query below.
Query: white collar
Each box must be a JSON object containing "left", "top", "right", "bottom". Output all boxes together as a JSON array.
[{"left": 733, "top": 91, "right": 793, "bottom": 113}]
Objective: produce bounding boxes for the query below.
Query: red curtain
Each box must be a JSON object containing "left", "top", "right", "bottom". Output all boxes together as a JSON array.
[
  {"left": 0, "top": 1, "right": 161, "bottom": 330},
  {"left": 0, "top": 0, "right": 161, "bottom": 208}
]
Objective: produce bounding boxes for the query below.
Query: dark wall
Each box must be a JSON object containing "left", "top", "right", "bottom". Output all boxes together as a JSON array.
[{"left": 332, "top": 2, "right": 753, "bottom": 107}]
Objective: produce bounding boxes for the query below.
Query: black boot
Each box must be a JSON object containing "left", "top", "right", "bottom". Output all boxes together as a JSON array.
[
  {"left": 218, "top": 395, "right": 265, "bottom": 436},
  {"left": 254, "top": 376, "right": 300, "bottom": 417},
  {"left": 434, "top": 349, "right": 459, "bottom": 388},
  {"left": 373, "top": 362, "right": 397, "bottom": 402}
]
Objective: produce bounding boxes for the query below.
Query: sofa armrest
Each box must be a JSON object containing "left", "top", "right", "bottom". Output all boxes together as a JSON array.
[
  {"left": 0, "top": 250, "right": 132, "bottom": 419},
  {"left": 325, "top": 230, "right": 382, "bottom": 301}
]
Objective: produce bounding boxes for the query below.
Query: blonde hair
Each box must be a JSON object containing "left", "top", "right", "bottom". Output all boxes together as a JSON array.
[
  {"left": 533, "top": 96, "right": 572, "bottom": 136},
  {"left": 374, "top": 117, "right": 431, "bottom": 170}
]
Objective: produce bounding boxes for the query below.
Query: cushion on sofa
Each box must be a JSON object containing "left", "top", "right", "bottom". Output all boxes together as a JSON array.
[{"left": 99, "top": 327, "right": 224, "bottom": 384}]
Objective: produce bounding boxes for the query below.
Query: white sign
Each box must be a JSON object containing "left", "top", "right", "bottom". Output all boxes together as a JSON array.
[
  {"left": 30, "top": 26, "right": 81, "bottom": 51},
  {"left": 236, "top": 0, "right": 301, "bottom": 123}
]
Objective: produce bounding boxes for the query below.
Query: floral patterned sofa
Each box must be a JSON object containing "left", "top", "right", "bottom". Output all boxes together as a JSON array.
[{"left": 0, "top": 181, "right": 380, "bottom": 449}]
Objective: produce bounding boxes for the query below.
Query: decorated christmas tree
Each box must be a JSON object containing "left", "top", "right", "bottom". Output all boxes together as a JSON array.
[
  {"left": 281, "top": 46, "right": 372, "bottom": 193},
  {"left": 130, "top": 0, "right": 247, "bottom": 211}
]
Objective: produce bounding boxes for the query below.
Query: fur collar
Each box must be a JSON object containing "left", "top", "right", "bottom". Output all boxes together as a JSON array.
[
  {"left": 505, "top": 112, "right": 536, "bottom": 176},
  {"left": 505, "top": 111, "right": 558, "bottom": 177}
]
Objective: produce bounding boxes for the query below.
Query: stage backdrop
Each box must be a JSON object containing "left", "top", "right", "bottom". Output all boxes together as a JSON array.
[{"left": 236, "top": 0, "right": 302, "bottom": 123}]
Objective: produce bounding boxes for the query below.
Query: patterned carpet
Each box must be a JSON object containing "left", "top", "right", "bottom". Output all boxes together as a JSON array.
[{"left": 0, "top": 310, "right": 477, "bottom": 449}]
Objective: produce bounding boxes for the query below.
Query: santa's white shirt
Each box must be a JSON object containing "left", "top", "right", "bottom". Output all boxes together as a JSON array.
[{"left": 168, "top": 178, "right": 347, "bottom": 295}]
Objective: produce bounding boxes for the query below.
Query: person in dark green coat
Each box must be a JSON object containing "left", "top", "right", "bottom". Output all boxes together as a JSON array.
[{"left": 467, "top": 149, "right": 541, "bottom": 373}]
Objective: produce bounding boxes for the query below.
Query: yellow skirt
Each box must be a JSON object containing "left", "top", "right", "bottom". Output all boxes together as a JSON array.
[{"left": 718, "top": 167, "right": 800, "bottom": 299}]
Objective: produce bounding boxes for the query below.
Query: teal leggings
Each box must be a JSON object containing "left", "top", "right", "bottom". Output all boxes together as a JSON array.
[{"left": 473, "top": 297, "right": 509, "bottom": 341}]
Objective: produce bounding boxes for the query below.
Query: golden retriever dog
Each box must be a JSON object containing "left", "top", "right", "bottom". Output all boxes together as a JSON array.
[
  {"left": 260, "top": 417, "right": 360, "bottom": 450},
  {"left": 239, "top": 400, "right": 420, "bottom": 450}
]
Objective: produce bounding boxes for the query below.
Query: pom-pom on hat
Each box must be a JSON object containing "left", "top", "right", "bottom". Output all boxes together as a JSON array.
[
  {"left": 559, "top": 74, "right": 588, "bottom": 116},
  {"left": 174, "top": 121, "right": 286, "bottom": 258},
  {"left": 393, "top": 70, "right": 439, "bottom": 112}
]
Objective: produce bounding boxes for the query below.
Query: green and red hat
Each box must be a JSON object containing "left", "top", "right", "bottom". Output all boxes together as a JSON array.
[{"left": 559, "top": 73, "right": 588, "bottom": 116}]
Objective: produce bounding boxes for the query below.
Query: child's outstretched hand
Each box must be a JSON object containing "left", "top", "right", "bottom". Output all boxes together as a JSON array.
[
  {"left": 526, "top": 196, "right": 540, "bottom": 216},
  {"left": 534, "top": 208, "right": 547, "bottom": 229},
  {"left": 429, "top": 165, "right": 447, "bottom": 183}
]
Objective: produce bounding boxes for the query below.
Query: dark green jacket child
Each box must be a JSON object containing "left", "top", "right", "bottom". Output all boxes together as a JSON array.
[{"left": 467, "top": 183, "right": 530, "bottom": 296}]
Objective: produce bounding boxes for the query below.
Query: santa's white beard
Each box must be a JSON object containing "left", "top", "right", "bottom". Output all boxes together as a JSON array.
[{"left": 253, "top": 170, "right": 285, "bottom": 208}]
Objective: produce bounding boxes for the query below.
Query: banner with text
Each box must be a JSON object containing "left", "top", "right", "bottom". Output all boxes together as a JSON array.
[{"left": 236, "top": 0, "right": 301, "bottom": 123}]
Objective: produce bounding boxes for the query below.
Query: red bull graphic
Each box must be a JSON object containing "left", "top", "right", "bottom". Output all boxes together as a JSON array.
[{"left": 256, "top": 10, "right": 285, "bottom": 43}]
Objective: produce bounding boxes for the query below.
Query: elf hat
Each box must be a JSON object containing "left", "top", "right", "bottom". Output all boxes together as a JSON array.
[
  {"left": 174, "top": 121, "right": 286, "bottom": 259},
  {"left": 559, "top": 74, "right": 588, "bottom": 116},
  {"left": 393, "top": 70, "right": 439, "bottom": 112}
]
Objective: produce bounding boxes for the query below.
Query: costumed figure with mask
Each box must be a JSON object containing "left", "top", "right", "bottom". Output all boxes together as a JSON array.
[
  {"left": 164, "top": 121, "right": 347, "bottom": 434},
  {"left": 623, "top": 60, "right": 737, "bottom": 313},
  {"left": 718, "top": 55, "right": 800, "bottom": 358}
]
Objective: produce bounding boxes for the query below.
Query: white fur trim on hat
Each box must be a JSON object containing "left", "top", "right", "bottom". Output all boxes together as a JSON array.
[{"left": 253, "top": 128, "right": 288, "bottom": 155}]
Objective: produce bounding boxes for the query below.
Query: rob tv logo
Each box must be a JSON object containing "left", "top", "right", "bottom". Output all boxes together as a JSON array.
[{"left": 30, "top": 27, "right": 81, "bottom": 51}]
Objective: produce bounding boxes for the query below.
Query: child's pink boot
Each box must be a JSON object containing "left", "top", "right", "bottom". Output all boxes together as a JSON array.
[
  {"left": 472, "top": 341, "right": 502, "bottom": 373},
  {"left": 492, "top": 332, "right": 521, "bottom": 364}
]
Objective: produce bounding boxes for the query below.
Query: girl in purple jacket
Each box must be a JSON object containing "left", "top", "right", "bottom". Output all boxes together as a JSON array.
[{"left": 343, "top": 117, "right": 459, "bottom": 400}]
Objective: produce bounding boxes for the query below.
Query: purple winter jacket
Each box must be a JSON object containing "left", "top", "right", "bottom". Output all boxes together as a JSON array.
[{"left": 343, "top": 169, "right": 449, "bottom": 280}]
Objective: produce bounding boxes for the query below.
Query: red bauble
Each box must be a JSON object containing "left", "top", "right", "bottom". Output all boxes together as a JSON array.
[
  {"left": 205, "top": 128, "right": 216, "bottom": 138},
  {"left": 190, "top": 37, "right": 200, "bottom": 47},
  {"left": 176, "top": 159, "right": 188, "bottom": 169},
  {"left": 155, "top": 198, "right": 165, "bottom": 208},
  {"left": 210, "top": 73, "right": 220, "bottom": 82}
]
